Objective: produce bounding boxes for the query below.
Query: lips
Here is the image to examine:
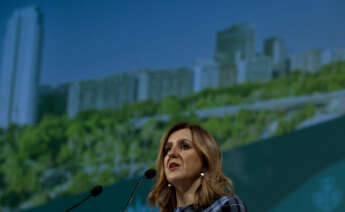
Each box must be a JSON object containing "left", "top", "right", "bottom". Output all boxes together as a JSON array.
[{"left": 168, "top": 162, "right": 180, "bottom": 170}]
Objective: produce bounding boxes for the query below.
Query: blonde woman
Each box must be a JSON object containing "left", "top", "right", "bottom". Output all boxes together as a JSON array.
[{"left": 148, "top": 122, "right": 247, "bottom": 212}]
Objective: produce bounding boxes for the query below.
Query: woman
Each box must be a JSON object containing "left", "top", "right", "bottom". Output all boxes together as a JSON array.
[{"left": 148, "top": 122, "right": 247, "bottom": 212}]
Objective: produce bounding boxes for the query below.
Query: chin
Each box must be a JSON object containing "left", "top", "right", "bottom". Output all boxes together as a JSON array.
[{"left": 167, "top": 173, "right": 185, "bottom": 183}]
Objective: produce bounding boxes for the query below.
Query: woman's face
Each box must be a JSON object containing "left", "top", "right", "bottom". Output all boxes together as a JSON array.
[{"left": 163, "top": 128, "right": 203, "bottom": 186}]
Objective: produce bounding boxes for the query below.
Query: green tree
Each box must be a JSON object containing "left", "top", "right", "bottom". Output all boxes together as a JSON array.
[
  {"left": 159, "top": 96, "right": 183, "bottom": 114},
  {"left": 68, "top": 172, "right": 92, "bottom": 195}
]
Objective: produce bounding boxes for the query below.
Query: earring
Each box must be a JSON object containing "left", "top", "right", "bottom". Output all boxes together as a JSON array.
[
  {"left": 168, "top": 183, "right": 172, "bottom": 187},
  {"left": 200, "top": 172, "right": 205, "bottom": 177}
]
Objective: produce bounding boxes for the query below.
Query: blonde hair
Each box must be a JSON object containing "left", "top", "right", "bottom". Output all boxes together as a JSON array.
[{"left": 148, "top": 122, "right": 234, "bottom": 212}]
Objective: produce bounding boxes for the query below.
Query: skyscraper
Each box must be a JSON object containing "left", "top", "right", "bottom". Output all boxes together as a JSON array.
[
  {"left": 215, "top": 24, "right": 255, "bottom": 87},
  {"left": 264, "top": 38, "right": 287, "bottom": 64},
  {"left": 216, "top": 24, "right": 255, "bottom": 62},
  {"left": 193, "top": 58, "right": 219, "bottom": 92},
  {"left": 0, "top": 6, "right": 44, "bottom": 128},
  {"left": 264, "top": 38, "right": 288, "bottom": 77}
]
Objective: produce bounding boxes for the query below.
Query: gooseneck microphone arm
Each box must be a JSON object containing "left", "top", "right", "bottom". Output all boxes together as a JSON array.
[
  {"left": 65, "top": 194, "right": 92, "bottom": 212},
  {"left": 122, "top": 176, "right": 145, "bottom": 212},
  {"left": 122, "top": 168, "right": 156, "bottom": 212},
  {"left": 64, "top": 185, "right": 103, "bottom": 212}
]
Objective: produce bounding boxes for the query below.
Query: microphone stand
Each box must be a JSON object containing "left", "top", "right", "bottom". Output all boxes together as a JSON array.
[
  {"left": 64, "top": 185, "right": 103, "bottom": 212},
  {"left": 122, "top": 177, "right": 145, "bottom": 212},
  {"left": 65, "top": 194, "right": 92, "bottom": 212}
]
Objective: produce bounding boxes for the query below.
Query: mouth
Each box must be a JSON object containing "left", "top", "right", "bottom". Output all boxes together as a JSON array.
[{"left": 168, "top": 162, "right": 180, "bottom": 171}]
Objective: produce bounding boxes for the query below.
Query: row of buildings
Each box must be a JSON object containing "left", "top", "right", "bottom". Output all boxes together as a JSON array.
[
  {"left": 67, "top": 24, "right": 345, "bottom": 118},
  {"left": 1, "top": 6, "right": 345, "bottom": 128}
]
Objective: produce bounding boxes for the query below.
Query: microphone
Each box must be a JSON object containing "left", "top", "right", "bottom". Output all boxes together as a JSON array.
[
  {"left": 64, "top": 185, "right": 103, "bottom": 212},
  {"left": 90, "top": 185, "right": 103, "bottom": 196},
  {"left": 122, "top": 168, "right": 156, "bottom": 212},
  {"left": 144, "top": 168, "right": 156, "bottom": 179}
]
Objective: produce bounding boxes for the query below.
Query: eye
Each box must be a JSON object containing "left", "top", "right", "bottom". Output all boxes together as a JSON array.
[
  {"left": 181, "top": 143, "right": 190, "bottom": 150},
  {"left": 164, "top": 146, "right": 171, "bottom": 154}
]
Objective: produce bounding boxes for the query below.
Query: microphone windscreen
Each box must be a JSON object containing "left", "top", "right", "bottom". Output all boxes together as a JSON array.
[
  {"left": 90, "top": 185, "right": 103, "bottom": 196},
  {"left": 144, "top": 168, "right": 156, "bottom": 179}
]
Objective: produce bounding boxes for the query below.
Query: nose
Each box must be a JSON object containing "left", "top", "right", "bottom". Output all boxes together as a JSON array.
[{"left": 167, "top": 145, "right": 178, "bottom": 157}]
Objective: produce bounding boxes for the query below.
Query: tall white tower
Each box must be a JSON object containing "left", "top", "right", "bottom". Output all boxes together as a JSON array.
[{"left": 0, "top": 6, "right": 43, "bottom": 129}]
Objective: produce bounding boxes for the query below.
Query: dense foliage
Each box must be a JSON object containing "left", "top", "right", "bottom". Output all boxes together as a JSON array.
[{"left": 0, "top": 62, "right": 344, "bottom": 209}]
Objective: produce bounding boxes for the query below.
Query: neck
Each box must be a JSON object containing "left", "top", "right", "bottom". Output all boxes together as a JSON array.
[{"left": 174, "top": 177, "right": 201, "bottom": 208}]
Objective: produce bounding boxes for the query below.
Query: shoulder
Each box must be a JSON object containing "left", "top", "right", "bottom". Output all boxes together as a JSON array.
[{"left": 205, "top": 196, "right": 248, "bottom": 212}]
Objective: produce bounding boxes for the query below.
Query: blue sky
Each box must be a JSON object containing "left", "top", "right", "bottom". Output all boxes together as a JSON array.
[{"left": 0, "top": 0, "right": 344, "bottom": 85}]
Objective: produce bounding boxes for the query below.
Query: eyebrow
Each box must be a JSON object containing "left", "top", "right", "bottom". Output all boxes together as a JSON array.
[{"left": 165, "top": 138, "right": 192, "bottom": 146}]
